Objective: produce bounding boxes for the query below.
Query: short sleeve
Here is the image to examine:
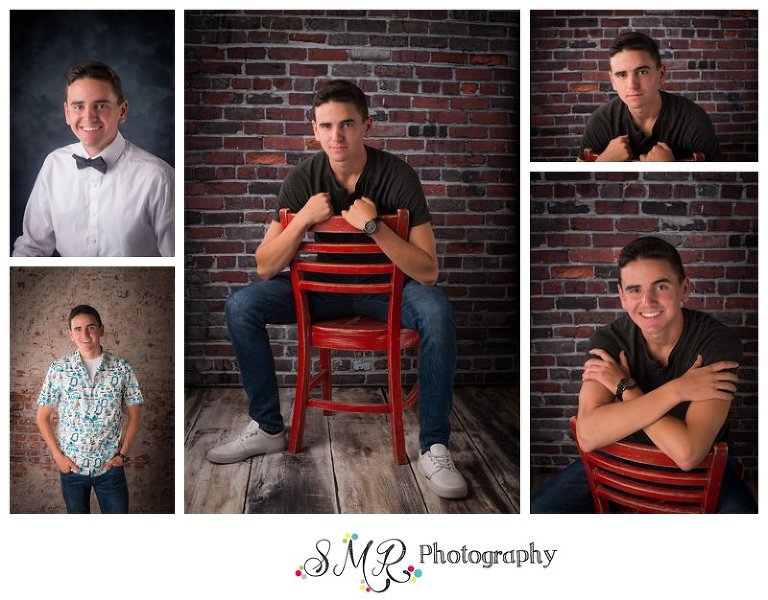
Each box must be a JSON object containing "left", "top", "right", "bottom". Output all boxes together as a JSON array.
[{"left": 37, "top": 364, "right": 62, "bottom": 407}]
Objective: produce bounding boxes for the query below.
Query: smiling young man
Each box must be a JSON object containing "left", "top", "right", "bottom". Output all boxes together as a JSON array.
[
  {"left": 13, "top": 61, "right": 174, "bottom": 257},
  {"left": 36, "top": 305, "right": 143, "bottom": 513},
  {"left": 532, "top": 237, "right": 756, "bottom": 513},
  {"left": 209, "top": 80, "right": 468, "bottom": 500},
  {"left": 580, "top": 31, "right": 722, "bottom": 162}
]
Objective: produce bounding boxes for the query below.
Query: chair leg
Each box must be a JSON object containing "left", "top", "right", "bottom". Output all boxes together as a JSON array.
[
  {"left": 388, "top": 351, "right": 406, "bottom": 465},
  {"left": 289, "top": 342, "right": 311, "bottom": 454},
  {"left": 320, "top": 349, "right": 333, "bottom": 417}
]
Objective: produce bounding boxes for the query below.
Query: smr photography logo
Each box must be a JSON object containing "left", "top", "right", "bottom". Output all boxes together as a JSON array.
[
  {"left": 295, "top": 532, "right": 422, "bottom": 593},
  {"left": 294, "top": 532, "right": 558, "bottom": 594}
]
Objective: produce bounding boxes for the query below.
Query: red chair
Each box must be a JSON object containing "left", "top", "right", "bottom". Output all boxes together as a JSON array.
[
  {"left": 279, "top": 208, "right": 419, "bottom": 465},
  {"left": 582, "top": 148, "right": 704, "bottom": 162},
  {"left": 569, "top": 416, "right": 727, "bottom": 513}
]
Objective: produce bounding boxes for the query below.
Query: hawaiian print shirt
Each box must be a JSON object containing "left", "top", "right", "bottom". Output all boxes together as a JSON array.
[{"left": 37, "top": 350, "right": 143, "bottom": 475}]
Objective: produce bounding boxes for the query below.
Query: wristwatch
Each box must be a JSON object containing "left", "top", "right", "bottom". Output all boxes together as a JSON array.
[
  {"left": 615, "top": 377, "right": 637, "bottom": 401},
  {"left": 362, "top": 217, "right": 381, "bottom": 235},
  {"left": 115, "top": 452, "right": 130, "bottom": 464}
]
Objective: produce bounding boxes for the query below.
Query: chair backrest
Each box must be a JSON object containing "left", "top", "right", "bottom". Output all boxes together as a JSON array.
[
  {"left": 582, "top": 148, "right": 705, "bottom": 162},
  {"left": 278, "top": 208, "right": 410, "bottom": 343},
  {"left": 569, "top": 417, "right": 727, "bottom": 513}
]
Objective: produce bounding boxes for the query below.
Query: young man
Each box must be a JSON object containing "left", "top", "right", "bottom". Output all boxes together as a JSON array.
[
  {"left": 580, "top": 31, "right": 722, "bottom": 162},
  {"left": 208, "top": 79, "right": 467, "bottom": 500},
  {"left": 532, "top": 237, "right": 756, "bottom": 513},
  {"left": 13, "top": 61, "right": 174, "bottom": 257},
  {"left": 36, "top": 305, "right": 143, "bottom": 513}
]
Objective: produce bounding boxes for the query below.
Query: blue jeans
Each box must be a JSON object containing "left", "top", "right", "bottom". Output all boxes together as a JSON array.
[
  {"left": 59, "top": 467, "right": 129, "bottom": 514},
  {"left": 531, "top": 456, "right": 757, "bottom": 514},
  {"left": 225, "top": 272, "right": 457, "bottom": 452}
]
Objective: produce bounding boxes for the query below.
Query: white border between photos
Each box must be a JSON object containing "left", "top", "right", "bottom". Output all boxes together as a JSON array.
[{"left": 1, "top": 1, "right": 764, "bottom": 599}]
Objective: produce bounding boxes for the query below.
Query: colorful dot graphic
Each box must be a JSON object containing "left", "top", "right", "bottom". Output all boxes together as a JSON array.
[
  {"left": 343, "top": 532, "right": 359, "bottom": 544},
  {"left": 408, "top": 566, "right": 423, "bottom": 583},
  {"left": 295, "top": 564, "right": 307, "bottom": 580}
]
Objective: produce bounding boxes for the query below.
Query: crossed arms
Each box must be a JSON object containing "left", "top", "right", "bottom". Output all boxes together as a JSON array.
[
  {"left": 576, "top": 349, "right": 738, "bottom": 470},
  {"left": 255, "top": 192, "right": 438, "bottom": 286}
]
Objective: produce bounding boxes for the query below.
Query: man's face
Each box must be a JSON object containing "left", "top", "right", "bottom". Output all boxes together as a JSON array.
[
  {"left": 609, "top": 50, "right": 665, "bottom": 112},
  {"left": 68, "top": 313, "right": 104, "bottom": 358},
  {"left": 312, "top": 101, "right": 371, "bottom": 165},
  {"left": 618, "top": 258, "right": 689, "bottom": 341},
  {"left": 64, "top": 77, "right": 127, "bottom": 156}
]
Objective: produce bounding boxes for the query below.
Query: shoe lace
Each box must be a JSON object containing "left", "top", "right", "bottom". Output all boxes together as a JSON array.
[
  {"left": 429, "top": 452, "right": 457, "bottom": 472},
  {"left": 237, "top": 425, "right": 260, "bottom": 442}
]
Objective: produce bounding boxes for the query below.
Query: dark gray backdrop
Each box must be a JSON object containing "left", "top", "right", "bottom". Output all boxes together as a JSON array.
[{"left": 10, "top": 10, "right": 175, "bottom": 253}]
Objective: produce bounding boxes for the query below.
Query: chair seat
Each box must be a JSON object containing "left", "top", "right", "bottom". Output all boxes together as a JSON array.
[{"left": 312, "top": 316, "right": 419, "bottom": 350}]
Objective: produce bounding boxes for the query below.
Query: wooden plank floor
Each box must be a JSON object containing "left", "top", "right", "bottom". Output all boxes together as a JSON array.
[{"left": 185, "top": 386, "right": 519, "bottom": 514}]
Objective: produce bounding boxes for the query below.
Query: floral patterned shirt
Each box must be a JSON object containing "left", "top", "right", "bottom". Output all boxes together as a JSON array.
[{"left": 37, "top": 350, "right": 143, "bottom": 475}]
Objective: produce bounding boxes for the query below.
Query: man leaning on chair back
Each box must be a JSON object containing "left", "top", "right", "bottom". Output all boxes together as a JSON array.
[
  {"left": 532, "top": 236, "right": 756, "bottom": 513},
  {"left": 580, "top": 31, "right": 723, "bottom": 162},
  {"left": 207, "top": 80, "right": 468, "bottom": 501}
]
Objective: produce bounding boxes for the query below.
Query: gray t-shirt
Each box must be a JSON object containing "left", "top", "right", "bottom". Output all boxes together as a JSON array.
[{"left": 587, "top": 308, "right": 742, "bottom": 444}]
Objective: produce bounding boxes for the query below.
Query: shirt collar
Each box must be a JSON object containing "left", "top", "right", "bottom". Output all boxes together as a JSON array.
[{"left": 75, "top": 131, "right": 126, "bottom": 171}]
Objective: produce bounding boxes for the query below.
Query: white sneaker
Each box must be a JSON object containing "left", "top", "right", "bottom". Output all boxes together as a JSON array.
[
  {"left": 418, "top": 443, "right": 468, "bottom": 499},
  {"left": 206, "top": 421, "right": 286, "bottom": 464}
]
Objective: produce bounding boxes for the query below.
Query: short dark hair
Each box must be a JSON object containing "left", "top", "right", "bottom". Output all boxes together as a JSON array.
[
  {"left": 68, "top": 305, "right": 103, "bottom": 329},
  {"left": 609, "top": 31, "right": 662, "bottom": 68},
  {"left": 311, "top": 80, "right": 369, "bottom": 121},
  {"left": 618, "top": 236, "right": 685, "bottom": 284},
  {"left": 65, "top": 61, "right": 125, "bottom": 104}
]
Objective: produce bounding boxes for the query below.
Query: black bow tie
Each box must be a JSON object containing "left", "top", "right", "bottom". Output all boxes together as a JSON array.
[{"left": 72, "top": 154, "right": 107, "bottom": 174}]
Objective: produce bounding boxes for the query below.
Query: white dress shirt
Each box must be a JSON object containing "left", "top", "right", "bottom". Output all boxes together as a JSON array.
[{"left": 13, "top": 131, "right": 174, "bottom": 257}]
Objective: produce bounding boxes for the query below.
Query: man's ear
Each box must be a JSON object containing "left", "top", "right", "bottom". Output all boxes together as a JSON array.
[
  {"left": 680, "top": 276, "right": 691, "bottom": 303},
  {"left": 617, "top": 281, "right": 630, "bottom": 311},
  {"left": 118, "top": 101, "right": 128, "bottom": 124},
  {"left": 658, "top": 64, "right": 666, "bottom": 84}
]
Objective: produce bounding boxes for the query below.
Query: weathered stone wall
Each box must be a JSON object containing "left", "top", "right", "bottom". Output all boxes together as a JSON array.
[{"left": 10, "top": 267, "right": 175, "bottom": 513}]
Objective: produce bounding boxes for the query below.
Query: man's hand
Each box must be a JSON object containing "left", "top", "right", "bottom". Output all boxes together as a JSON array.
[
  {"left": 54, "top": 452, "right": 79, "bottom": 474},
  {"left": 674, "top": 354, "right": 739, "bottom": 402},
  {"left": 341, "top": 197, "right": 378, "bottom": 231},
  {"left": 582, "top": 348, "right": 630, "bottom": 396},
  {"left": 595, "top": 135, "right": 632, "bottom": 161},
  {"left": 103, "top": 454, "right": 125, "bottom": 472},
  {"left": 639, "top": 141, "right": 674, "bottom": 162},
  {"left": 296, "top": 192, "right": 333, "bottom": 228}
]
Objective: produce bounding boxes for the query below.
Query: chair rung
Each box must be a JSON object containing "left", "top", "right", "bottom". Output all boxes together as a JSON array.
[
  {"left": 594, "top": 470, "right": 705, "bottom": 502},
  {"left": 299, "top": 281, "right": 392, "bottom": 294},
  {"left": 596, "top": 486, "right": 703, "bottom": 514},
  {"left": 307, "top": 398, "right": 393, "bottom": 414}
]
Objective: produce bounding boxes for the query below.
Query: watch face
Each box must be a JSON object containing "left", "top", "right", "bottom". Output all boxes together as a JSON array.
[{"left": 364, "top": 219, "right": 378, "bottom": 234}]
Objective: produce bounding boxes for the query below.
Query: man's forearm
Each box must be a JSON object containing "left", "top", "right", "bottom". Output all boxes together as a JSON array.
[
  {"left": 577, "top": 379, "right": 684, "bottom": 451},
  {"left": 641, "top": 399, "right": 731, "bottom": 470},
  {"left": 119, "top": 406, "right": 142, "bottom": 456},
  {"left": 368, "top": 224, "right": 438, "bottom": 286}
]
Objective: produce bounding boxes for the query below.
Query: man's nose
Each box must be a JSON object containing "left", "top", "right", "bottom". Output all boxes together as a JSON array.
[{"left": 627, "top": 73, "right": 640, "bottom": 89}]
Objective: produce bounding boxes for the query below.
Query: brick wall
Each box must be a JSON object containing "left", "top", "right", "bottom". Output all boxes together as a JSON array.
[
  {"left": 531, "top": 10, "right": 758, "bottom": 161},
  {"left": 530, "top": 172, "right": 758, "bottom": 479},
  {"left": 184, "top": 10, "right": 519, "bottom": 388},
  {"left": 10, "top": 268, "right": 175, "bottom": 513}
]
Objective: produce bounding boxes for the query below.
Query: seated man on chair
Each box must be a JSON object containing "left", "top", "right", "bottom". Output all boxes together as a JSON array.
[
  {"left": 532, "top": 236, "right": 756, "bottom": 513},
  {"left": 207, "top": 79, "right": 467, "bottom": 500},
  {"left": 580, "top": 31, "right": 722, "bottom": 162}
]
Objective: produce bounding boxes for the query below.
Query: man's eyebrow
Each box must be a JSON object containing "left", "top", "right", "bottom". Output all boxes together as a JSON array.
[
  {"left": 624, "top": 277, "right": 673, "bottom": 289},
  {"left": 317, "top": 118, "right": 356, "bottom": 125},
  {"left": 69, "top": 98, "right": 112, "bottom": 105}
]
